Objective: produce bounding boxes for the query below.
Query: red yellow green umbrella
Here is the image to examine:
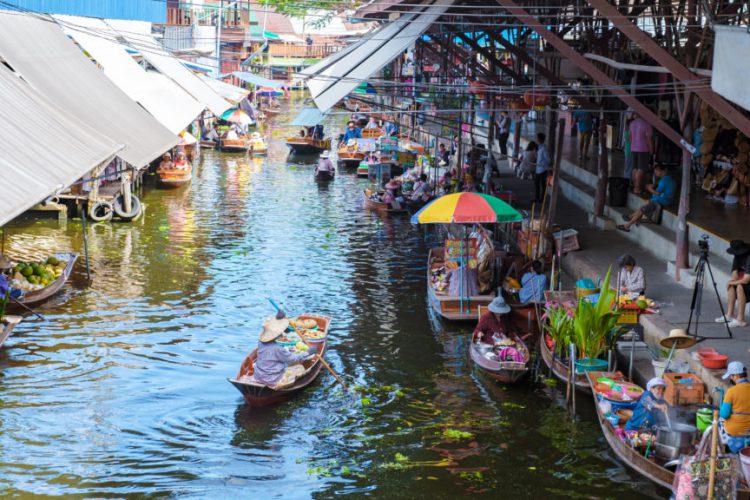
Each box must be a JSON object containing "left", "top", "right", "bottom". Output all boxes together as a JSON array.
[{"left": 410, "top": 192, "right": 522, "bottom": 224}]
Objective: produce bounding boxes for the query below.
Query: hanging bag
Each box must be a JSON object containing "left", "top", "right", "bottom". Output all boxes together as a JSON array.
[{"left": 672, "top": 428, "right": 739, "bottom": 500}]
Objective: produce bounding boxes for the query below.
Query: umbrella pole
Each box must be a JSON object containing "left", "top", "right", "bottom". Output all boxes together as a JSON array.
[{"left": 663, "top": 341, "right": 677, "bottom": 374}]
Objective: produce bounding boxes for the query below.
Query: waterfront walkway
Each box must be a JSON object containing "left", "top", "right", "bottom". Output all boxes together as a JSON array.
[{"left": 492, "top": 160, "right": 749, "bottom": 400}]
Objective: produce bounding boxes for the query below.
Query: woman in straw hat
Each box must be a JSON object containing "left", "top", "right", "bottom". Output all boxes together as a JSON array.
[
  {"left": 254, "top": 313, "right": 317, "bottom": 387},
  {"left": 315, "top": 151, "right": 335, "bottom": 177},
  {"left": 474, "top": 296, "right": 512, "bottom": 345},
  {"left": 715, "top": 239, "right": 750, "bottom": 328}
]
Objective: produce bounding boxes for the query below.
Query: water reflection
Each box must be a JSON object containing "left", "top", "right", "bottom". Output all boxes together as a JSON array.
[{"left": 0, "top": 95, "right": 659, "bottom": 498}]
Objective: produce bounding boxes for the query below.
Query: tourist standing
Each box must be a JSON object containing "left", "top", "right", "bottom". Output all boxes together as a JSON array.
[
  {"left": 496, "top": 110, "right": 510, "bottom": 158},
  {"left": 534, "top": 133, "right": 550, "bottom": 202},
  {"left": 629, "top": 113, "right": 654, "bottom": 195},
  {"left": 572, "top": 108, "right": 593, "bottom": 160}
]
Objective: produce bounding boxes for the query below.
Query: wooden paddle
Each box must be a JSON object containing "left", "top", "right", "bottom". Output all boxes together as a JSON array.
[{"left": 268, "top": 299, "right": 350, "bottom": 393}]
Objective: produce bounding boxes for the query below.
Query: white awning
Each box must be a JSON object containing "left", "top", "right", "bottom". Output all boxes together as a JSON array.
[
  {"left": 0, "top": 11, "right": 177, "bottom": 169},
  {"left": 0, "top": 64, "right": 121, "bottom": 226},
  {"left": 107, "top": 19, "right": 232, "bottom": 117},
  {"left": 305, "top": 0, "right": 454, "bottom": 112},
  {"left": 712, "top": 26, "right": 750, "bottom": 112},
  {"left": 233, "top": 71, "right": 286, "bottom": 89},
  {"left": 198, "top": 74, "right": 251, "bottom": 104},
  {"left": 54, "top": 15, "right": 204, "bottom": 135}
]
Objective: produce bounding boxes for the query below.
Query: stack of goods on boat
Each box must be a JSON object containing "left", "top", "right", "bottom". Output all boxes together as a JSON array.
[{"left": 9, "top": 256, "right": 68, "bottom": 291}]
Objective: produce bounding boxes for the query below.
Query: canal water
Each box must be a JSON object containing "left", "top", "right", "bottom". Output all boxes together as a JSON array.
[{"left": 0, "top": 96, "right": 660, "bottom": 498}]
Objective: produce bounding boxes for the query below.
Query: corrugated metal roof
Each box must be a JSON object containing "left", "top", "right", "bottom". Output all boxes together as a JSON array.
[
  {"left": 56, "top": 15, "right": 204, "bottom": 135},
  {"left": 0, "top": 64, "right": 121, "bottom": 226},
  {"left": 12, "top": 0, "right": 165, "bottom": 22},
  {"left": 306, "top": 0, "right": 454, "bottom": 112},
  {"left": 198, "top": 74, "right": 251, "bottom": 104},
  {"left": 0, "top": 11, "right": 178, "bottom": 168}
]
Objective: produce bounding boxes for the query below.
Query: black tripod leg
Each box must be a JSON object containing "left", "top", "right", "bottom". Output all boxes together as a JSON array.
[
  {"left": 687, "top": 259, "right": 703, "bottom": 334},
  {"left": 705, "top": 259, "right": 733, "bottom": 338}
]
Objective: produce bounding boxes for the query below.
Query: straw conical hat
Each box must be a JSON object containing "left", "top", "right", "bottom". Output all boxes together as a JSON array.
[
  {"left": 259, "top": 315, "right": 290, "bottom": 342},
  {"left": 659, "top": 328, "right": 696, "bottom": 349}
]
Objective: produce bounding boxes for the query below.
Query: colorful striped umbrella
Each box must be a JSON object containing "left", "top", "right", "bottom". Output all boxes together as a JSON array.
[
  {"left": 220, "top": 108, "right": 254, "bottom": 125},
  {"left": 256, "top": 87, "right": 284, "bottom": 97},
  {"left": 410, "top": 192, "right": 522, "bottom": 224}
]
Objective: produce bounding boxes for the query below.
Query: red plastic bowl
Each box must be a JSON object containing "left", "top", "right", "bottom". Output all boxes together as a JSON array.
[{"left": 702, "top": 354, "right": 728, "bottom": 370}]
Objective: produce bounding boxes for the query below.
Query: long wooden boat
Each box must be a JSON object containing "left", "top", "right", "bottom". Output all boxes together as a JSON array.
[
  {"left": 220, "top": 137, "right": 250, "bottom": 153},
  {"left": 228, "top": 314, "right": 331, "bottom": 406},
  {"left": 427, "top": 247, "right": 498, "bottom": 321},
  {"left": 586, "top": 371, "right": 675, "bottom": 490},
  {"left": 363, "top": 188, "right": 408, "bottom": 215},
  {"left": 315, "top": 169, "right": 335, "bottom": 182},
  {"left": 249, "top": 137, "right": 268, "bottom": 156},
  {"left": 585, "top": 370, "right": 748, "bottom": 497},
  {"left": 286, "top": 137, "right": 332, "bottom": 155},
  {"left": 0, "top": 315, "right": 22, "bottom": 348},
  {"left": 264, "top": 106, "right": 281, "bottom": 116},
  {"left": 470, "top": 306, "right": 530, "bottom": 383},
  {"left": 337, "top": 148, "right": 364, "bottom": 168},
  {"left": 539, "top": 333, "right": 593, "bottom": 395},
  {"left": 6, "top": 253, "right": 78, "bottom": 312},
  {"left": 200, "top": 140, "right": 217, "bottom": 149},
  {"left": 157, "top": 164, "right": 192, "bottom": 188}
]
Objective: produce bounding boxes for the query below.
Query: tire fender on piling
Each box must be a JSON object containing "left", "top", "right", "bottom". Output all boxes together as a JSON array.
[
  {"left": 113, "top": 194, "right": 142, "bottom": 220},
  {"left": 89, "top": 201, "right": 113, "bottom": 222}
]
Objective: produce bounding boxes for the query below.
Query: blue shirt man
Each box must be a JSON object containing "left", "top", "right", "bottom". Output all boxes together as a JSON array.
[
  {"left": 341, "top": 121, "right": 361, "bottom": 144},
  {"left": 651, "top": 170, "right": 676, "bottom": 206},
  {"left": 572, "top": 109, "right": 593, "bottom": 133},
  {"left": 519, "top": 261, "right": 547, "bottom": 303}
]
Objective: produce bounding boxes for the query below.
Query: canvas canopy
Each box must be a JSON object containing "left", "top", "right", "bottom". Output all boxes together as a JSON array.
[
  {"left": 0, "top": 11, "right": 177, "bottom": 168},
  {"left": 0, "top": 64, "right": 121, "bottom": 226},
  {"left": 291, "top": 107, "right": 327, "bottom": 127},
  {"left": 233, "top": 71, "right": 285, "bottom": 89},
  {"left": 55, "top": 15, "right": 204, "bottom": 135},
  {"left": 198, "top": 74, "right": 251, "bottom": 104},
  {"left": 107, "top": 18, "right": 231, "bottom": 117}
]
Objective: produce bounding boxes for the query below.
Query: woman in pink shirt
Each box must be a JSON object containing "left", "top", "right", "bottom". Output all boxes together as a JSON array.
[{"left": 629, "top": 114, "right": 654, "bottom": 195}]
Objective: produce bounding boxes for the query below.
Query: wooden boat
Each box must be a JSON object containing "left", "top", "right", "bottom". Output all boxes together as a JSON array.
[
  {"left": 249, "top": 135, "right": 268, "bottom": 156},
  {"left": 157, "top": 163, "right": 192, "bottom": 188},
  {"left": 469, "top": 306, "right": 530, "bottom": 383},
  {"left": 427, "top": 247, "right": 498, "bottom": 321},
  {"left": 315, "top": 169, "right": 335, "bottom": 182},
  {"left": 220, "top": 137, "right": 251, "bottom": 153},
  {"left": 286, "top": 137, "right": 332, "bottom": 155},
  {"left": 337, "top": 147, "right": 364, "bottom": 168},
  {"left": 200, "top": 140, "right": 217, "bottom": 149},
  {"left": 0, "top": 315, "right": 22, "bottom": 348},
  {"left": 363, "top": 188, "right": 408, "bottom": 215},
  {"left": 585, "top": 371, "right": 676, "bottom": 490},
  {"left": 356, "top": 163, "right": 370, "bottom": 178},
  {"left": 264, "top": 106, "right": 281, "bottom": 116},
  {"left": 538, "top": 332, "right": 593, "bottom": 395},
  {"left": 585, "top": 370, "right": 749, "bottom": 497},
  {"left": 6, "top": 253, "right": 78, "bottom": 312},
  {"left": 228, "top": 314, "right": 331, "bottom": 406}
]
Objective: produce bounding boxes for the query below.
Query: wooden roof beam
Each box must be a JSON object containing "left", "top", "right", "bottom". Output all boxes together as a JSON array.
[
  {"left": 455, "top": 32, "right": 528, "bottom": 86},
  {"left": 585, "top": 0, "right": 750, "bottom": 138}
]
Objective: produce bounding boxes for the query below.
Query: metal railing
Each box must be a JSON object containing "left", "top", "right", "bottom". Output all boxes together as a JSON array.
[{"left": 268, "top": 43, "right": 342, "bottom": 58}]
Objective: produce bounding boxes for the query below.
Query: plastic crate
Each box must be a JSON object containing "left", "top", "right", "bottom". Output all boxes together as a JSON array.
[
  {"left": 617, "top": 309, "right": 639, "bottom": 324},
  {"left": 664, "top": 373, "right": 704, "bottom": 406}
]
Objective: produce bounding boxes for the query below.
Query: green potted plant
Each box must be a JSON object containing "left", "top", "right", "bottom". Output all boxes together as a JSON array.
[
  {"left": 572, "top": 267, "right": 621, "bottom": 372},
  {"left": 543, "top": 301, "right": 574, "bottom": 358}
]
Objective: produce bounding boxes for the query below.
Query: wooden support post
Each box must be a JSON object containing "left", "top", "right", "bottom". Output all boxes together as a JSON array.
[
  {"left": 708, "top": 409, "right": 719, "bottom": 500},
  {"left": 512, "top": 116, "right": 522, "bottom": 171},
  {"left": 593, "top": 110, "right": 609, "bottom": 217},
  {"left": 675, "top": 149, "right": 691, "bottom": 279},
  {"left": 546, "top": 118, "right": 566, "bottom": 232}
]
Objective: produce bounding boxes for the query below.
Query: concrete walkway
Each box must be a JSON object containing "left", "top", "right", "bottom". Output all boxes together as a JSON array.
[{"left": 492, "top": 162, "right": 749, "bottom": 402}]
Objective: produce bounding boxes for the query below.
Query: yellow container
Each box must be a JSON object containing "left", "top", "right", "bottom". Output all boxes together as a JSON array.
[{"left": 576, "top": 287, "right": 600, "bottom": 299}]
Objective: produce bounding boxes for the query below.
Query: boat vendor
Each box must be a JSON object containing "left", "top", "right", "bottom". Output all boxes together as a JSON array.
[
  {"left": 384, "top": 120, "right": 399, "bottom": 137},
  {"left": 364, "top": 116, "right": 379, "bottom": 130},
  {"left": 254, "top": 313, "right": 318, "bottom": 388},
  {"left": 204, "top": 123, "right": 220, "bottom": 143},
  {"left": 719, "top": 361, "right": 750, "bottom": 452},
  {"left": 519, "top": 260, "right": 547, "bottom": 304},
  {"left": 474, "top": 296, "right": 512, "bottom": 344},
  {"left": 315, "top": 151, "right": 335, "bottom": 175},
  {"left": 625, "top": 377, "right": 670, "bottom": 431},
  {"left": 173, "top": 151, "right": 189, "bottom": 170},
  {"left": 618, "top": 254, "right": 646, "bottom": 299},
  {"left": 340, "top": 121, "right": 361, "bottom": 146},
  {"left": 159, "top": 152, "right": 172, "bottom": 169}
]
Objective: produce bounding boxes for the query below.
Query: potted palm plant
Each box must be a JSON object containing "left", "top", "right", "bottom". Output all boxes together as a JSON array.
[{"left": 572, "top": 267, "right": 620, "bottom": 372}]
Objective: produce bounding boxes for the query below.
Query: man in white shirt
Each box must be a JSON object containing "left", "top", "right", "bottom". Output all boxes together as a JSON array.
[{"left": 534, "top": 132, "right": 550, "bottom": 202}]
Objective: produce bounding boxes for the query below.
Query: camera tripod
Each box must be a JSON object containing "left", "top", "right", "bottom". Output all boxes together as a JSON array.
[{"left": 686, "top": 245, "right": 733, "bottom": 341}]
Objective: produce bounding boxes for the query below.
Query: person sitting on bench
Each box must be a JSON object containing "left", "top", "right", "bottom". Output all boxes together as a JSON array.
[{"left": 617, "top": 163, "right": 675, "bottom": 232}]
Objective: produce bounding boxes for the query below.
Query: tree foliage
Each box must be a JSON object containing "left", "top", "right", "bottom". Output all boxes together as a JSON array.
[{"left": 265, "top": 0, "right": 363, "bottom": 21}]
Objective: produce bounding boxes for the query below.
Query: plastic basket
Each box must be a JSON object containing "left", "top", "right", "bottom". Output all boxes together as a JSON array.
[{"left": 617, "top": 309, "right": 639, "bottom": 324}]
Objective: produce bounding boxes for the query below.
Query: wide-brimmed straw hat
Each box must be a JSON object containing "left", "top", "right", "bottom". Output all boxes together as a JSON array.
[
  {"left": 488, "top": 296, "right": 511, "bottom": 314},
  {"left": 659, "top": 328, "right": 696, "bottom": 349},
  {"left": 727, "top": 240, "right": 750, "bottom": 255},
  {"left": 259, "top": 315, "right": 290, "bottom": 342},
  {"left": 320, "top": 150, "right": 330, "bottom": 159},
  {"left": 346, "top": 138, "right": 357, "bottom": 147}
]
